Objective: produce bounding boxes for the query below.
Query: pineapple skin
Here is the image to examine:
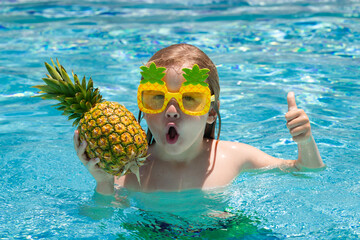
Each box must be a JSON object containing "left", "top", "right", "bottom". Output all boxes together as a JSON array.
[{"left": 79, "top": 101, "right": 148, "bottom": 176}]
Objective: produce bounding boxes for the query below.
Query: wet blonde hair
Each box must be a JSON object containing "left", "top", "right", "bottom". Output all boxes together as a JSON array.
[{"left": 138, "top": 43, "right": 221, "bottom": 144}]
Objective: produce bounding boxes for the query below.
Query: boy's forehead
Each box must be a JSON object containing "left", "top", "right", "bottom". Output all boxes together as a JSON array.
[{"left": 163, "top": 67, "right": 185, "bottom": 91}]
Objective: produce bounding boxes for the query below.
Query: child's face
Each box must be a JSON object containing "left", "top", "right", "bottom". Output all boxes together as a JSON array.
[{"left": 143, "top": 65, "right": 212, "bottom": 155}]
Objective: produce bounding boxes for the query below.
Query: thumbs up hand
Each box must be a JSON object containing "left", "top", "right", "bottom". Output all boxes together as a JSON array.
[{"left": 285, "top": 92, "right": 312, "bottom": 143}]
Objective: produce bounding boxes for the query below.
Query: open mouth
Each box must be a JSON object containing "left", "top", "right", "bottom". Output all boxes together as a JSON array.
[{"left": 166, "top": 126, "right": 179, "bottom": 144}]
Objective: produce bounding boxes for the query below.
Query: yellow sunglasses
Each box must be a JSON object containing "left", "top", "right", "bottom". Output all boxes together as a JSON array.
[{"left": 137, "top": 63, "right": 215, "bottom": 116}]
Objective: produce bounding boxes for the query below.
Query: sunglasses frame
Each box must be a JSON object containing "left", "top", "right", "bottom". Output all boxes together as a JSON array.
[{"left": 137, "top": 82, "right": 215, "bottom": 116}]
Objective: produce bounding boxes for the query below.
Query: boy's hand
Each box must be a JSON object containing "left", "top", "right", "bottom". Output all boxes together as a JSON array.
[
  {"left": 285, "top": 92, "right": 312, "bottom": 143},
  {"left": 74, "top": 130, "right": 114, "bottom": 185}
]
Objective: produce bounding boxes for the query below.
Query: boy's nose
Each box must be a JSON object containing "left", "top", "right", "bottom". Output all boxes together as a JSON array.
[{"left": 165, "top": 99, "right": 180, "bottom": 119}]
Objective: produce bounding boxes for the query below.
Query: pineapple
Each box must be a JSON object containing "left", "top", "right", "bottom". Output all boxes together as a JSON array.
[{"left": 32, "top": 59, "right": 148, "bottom": 182}]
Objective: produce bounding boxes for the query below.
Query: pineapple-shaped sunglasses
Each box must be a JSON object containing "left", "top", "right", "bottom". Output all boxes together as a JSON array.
[{"left": 137, "top": 63, "right": 215, "bottom": 116}]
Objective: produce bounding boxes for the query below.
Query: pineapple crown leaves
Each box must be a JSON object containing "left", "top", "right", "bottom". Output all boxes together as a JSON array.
[
  {"left": 32, "top": 58, "right": 104, "bottom": 126},
  {"left": 182, "top": 64, "right": 210, "bottom": 87},
  {"left": 139, "top": 62, "right": 166, "bottom": 85}
]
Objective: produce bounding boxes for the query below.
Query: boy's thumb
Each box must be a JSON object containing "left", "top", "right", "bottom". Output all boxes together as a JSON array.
[{"left": 287, "top": 91, "right": 298, "bottom": 111}]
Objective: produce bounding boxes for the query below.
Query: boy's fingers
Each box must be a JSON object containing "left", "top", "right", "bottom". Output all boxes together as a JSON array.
[
  {"left": 73, "top": 130, "right": 80, "bottom": 148},
  {"left": 87, "top": 158, "right": 100, "bottom": 169},
  {"left": 289, "top": 125, "right": 307, "bottom": 137},
  {"left": 287, "top": 91, "right": 298, "bottom": 111},
  {"left": 77, "top": 141, "right": 89, "bottom": 165},
  {"left": 287, "top": 117, "right": 307, "bottom": 130},
  {"left": 78, "top": 140, "right": 87, "bottom": 154},
  {"left": 285, "top": 109, "right": 300, "bottom": 121},
  {"left": 285, "top": 108, "right": 307, "bottom": 123}
]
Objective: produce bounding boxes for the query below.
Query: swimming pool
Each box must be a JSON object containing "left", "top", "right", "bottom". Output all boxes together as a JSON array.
[{"left": 1, "top": 0, "right": 359, "bottom": 239}]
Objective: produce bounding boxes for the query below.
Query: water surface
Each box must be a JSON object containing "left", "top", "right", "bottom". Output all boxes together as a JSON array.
[{"left": 1, "top": 0, "right": 360, "bottom": 239}]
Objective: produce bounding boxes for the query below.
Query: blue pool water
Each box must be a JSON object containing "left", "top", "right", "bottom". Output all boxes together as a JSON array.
[{"left": 1, "top": 0, "right": 360, "bottom": 239}]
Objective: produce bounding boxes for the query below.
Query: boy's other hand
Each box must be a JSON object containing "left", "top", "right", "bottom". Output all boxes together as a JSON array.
[{"left": 285, "top": 92, "right": 312, "bottom": 143}]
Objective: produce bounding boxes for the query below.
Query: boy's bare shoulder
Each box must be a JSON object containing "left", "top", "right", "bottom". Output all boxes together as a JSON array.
[
  {"left": 217, "top": 140, "right": 296, "bottom": 170},
  {"left": 215, "top": 140, "right": 258, "bottom": 155},
  {"left": 214, "top": 140, "right": 283, "bottom": 170},
  {"left": 211, "top": 140, "right": 256, "bottom": 169}
]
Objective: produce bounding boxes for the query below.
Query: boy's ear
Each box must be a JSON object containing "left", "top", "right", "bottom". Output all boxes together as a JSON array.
[
  {"left": 206, "top": 113, "right": 216, "bottom": 124},
  {"left": 206, "top": 101, "right": 219, "bottom": 124}
]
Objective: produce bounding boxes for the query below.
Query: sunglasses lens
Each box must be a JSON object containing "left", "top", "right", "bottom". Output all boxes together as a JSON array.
[
  {"left": 142, "top": 90, "right": 165, "bottom": 111},
  {"left": 182, "top": 92, "right": 208, "bottom": 112}
]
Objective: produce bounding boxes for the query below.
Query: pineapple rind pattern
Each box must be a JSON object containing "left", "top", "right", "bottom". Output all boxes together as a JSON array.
[{"left": 79, "top": 101, "right": 147, "bottom": 176}]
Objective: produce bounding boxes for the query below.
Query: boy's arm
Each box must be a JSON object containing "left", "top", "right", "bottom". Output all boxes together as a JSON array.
[
  {"left": 242, "top": 92, "right": 324, "bottom": 171},
  {"left": 95, "top": 178, "right": 115, "bottom": 195},
  {"left": 294, "top": 135, "right": 323, "bottom": 169},
  {"left": 285, "top": 92, "right": 324, "bottom": 170},
  {"left": 74, "top": 130, "right": 115, "bottom": 195}
]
